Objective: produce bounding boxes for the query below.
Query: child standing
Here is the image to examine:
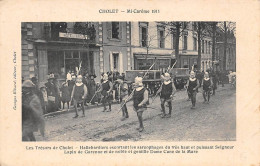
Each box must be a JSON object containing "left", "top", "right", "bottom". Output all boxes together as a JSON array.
[
  {"left": 70, "top": 75, "right": 88, "bottom": 118},
  {"left": 202, "top": 72, "right": 213, "bottom": 103},
  {"left": 61, "top": 80, "right": 71, "bottom": 110},
  {"left": 186, "top": 71, "right": 200, "bottom": 109},
  {"left": 125, "top": 77, "right": 148, "bottom": 132},
  {"left": 99, "top": 74, "right": 113, "bottom": 112},
  {"left": 116, "top": 75, "right": 129, "bottom": 121},
  {"left": 156, "top": 73, "right": 176, "bottom": 118}
]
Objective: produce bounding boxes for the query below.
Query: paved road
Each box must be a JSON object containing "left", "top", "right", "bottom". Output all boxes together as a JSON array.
[{"left": 36, "top": 85, "right": 236, "bottom": 141}]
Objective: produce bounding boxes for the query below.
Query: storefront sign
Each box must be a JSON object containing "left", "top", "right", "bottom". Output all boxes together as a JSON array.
[{"left": 59, "top": 32, "right": 88, "bottom": 40}]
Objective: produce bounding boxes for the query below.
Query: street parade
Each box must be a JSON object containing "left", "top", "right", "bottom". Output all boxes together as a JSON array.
[
  {"left": 22, "top": 61, "right": 236, "bottom": 141},
  {"left": 21, "top": 21, "right": 236, "bottom": 141}
]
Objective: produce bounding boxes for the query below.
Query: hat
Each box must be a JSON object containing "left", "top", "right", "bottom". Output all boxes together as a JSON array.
[
  {"left": 90, "top": 74, "right": 97, "bottom": 78},
  {"left": 31, "top": 77, "right": 37, "bottom": 82},
  {"left": 22, "top": 80, "right": 35, "bottom": 88},
  {"left": 48, "top": 73, "right": 55, "bottom": 80},
  {"left": 134, "top": 76, "right": 143, "bottom": 86}
]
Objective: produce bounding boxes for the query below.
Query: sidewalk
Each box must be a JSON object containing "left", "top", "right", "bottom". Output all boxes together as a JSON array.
[{"left": 44, "top": 84, "right": 234, "bottom": 117}]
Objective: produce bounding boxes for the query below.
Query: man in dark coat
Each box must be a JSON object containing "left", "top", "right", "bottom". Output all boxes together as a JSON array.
[
  {"left": 88, "top": 74, "right": 97, "bottom": 105},
  {"left": 31, "top": 77, "right": 45, "bottom": 112},
  {"left": 22, "top": 80, "right": 45, "bottom": 141},
  {"left": 45, "top": 74, "right": 58, "bottom": 112}
]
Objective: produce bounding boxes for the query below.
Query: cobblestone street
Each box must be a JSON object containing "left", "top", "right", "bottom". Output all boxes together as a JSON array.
[{"left": 36, "top": 85, "right": 236, "bottom": 141}]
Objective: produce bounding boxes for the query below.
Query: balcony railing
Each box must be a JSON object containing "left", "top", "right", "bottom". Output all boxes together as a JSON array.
[{"left": 43, "top": 23, "right": 96, "bottom": 42}]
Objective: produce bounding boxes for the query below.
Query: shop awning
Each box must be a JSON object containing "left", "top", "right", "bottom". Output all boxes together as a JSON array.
[{"left": 134, "top": 54, "right": 175, "bottom": 59}]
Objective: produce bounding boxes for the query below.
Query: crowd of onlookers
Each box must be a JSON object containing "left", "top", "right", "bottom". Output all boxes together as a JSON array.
[{"left": 22, "top": 71, "right": 129, "bottom": 114}]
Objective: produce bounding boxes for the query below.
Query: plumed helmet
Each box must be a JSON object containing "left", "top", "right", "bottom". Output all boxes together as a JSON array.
[
  {"left": 77, "top": 75, "right": 83, "bottom": 79},
  {"left": 22, "top": 80, "right": 35, "bottom": 88},
  {"left": 190, "top": 71, "right": 195, "bottom": 75},
  {"left": 134, "top": 76, "right": 143, "bottom": 86},
  {"left": 164, "top": 73, "right": 171, "bottom": 80}
]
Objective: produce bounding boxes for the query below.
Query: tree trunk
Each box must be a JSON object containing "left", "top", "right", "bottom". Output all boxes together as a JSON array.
[
  {"left": 212, "top": 22, "right": 217, "bottom": 71},
  {"left": 223, "top": 22, "right": 227, "bottom": 71},
  {"left": 197, "top": 23, "right": 202, "bottom": 71},
  {"left": 174, "top": 22, "right": 181, "bottom": 68}
]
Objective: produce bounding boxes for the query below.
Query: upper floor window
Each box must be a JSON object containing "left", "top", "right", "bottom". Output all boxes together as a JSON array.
[
  {"left": 205, "top": 41, "right": 208, "bottom": 53},
  {"left": 158, "top": 26, "right": 165, "bottom": 48},
  {"left": 193, "top": 37, "right": 197, "bottom": 51},
  {"left": 209, "top": 41, "right": 211, "bottom": 54},
  {"left": 172, "top": 33, "right": 177, "bottom": 49},
  {"left": 139, "top": 22, "right": 148, "bottom": 47},
  {"left": 112, "top": 22, "right": 120, "bottom": 39},
  {"left": 183, "top": 35, "right": 188, "bottom": 50},
  {"left": 202, "top": 40, "right": 205, "bottom": 53}
]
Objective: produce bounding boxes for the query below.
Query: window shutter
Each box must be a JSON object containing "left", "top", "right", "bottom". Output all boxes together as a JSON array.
[
  {"left": 139, "top": 26, "right": 142, "bottom": 46},
  {"left": 119, "top": 52, "right": 123, "bottom": 73},
  {"left": 109, "top": 51, "right": 113, "bottom": 72},
  {"left": 106, "top": 22, "right": 112, "bottom": 39},
  {"left": 119, "top": 22, "right": 122, "bottom": 40}
]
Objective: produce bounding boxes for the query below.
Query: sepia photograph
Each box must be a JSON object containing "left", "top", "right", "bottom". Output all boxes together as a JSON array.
[{"left": 21, "top": 21, "right": 236, "bottom": 142}]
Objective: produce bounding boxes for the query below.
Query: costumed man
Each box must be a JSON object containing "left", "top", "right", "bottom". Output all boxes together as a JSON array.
[
  {"left": 124, "top": 77, "right": 149, "bottom": 132},
  {"left": 116, "top": 75, "right": 129, "bottom": 121},
  {"left": 186, "top": 71, "right": 200, "bottom": 109},
  {"left": 99, "top": 73, "right": 113, "bottom": 112},
  {"left": 22, "top": 80, "right": 45, "bottom": 141},
  {"left": 202, "top": 72, "right": 213, "bottom": 103},
  {"left": 156, "top": 73, "right": 176, "bottom": 118},
  {"left": 70, "top": 75, "right": 88, "bottom": 118}
]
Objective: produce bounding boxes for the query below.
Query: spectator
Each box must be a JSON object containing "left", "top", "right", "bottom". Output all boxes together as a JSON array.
[
  {"left": 22, "top": 80, "right": 45, "bottom": 141},
  {"left": 61, "top": 80, "right": 71, "bottom": 110},
  {"left": 45, "top": 74, "right": 58, "bottom": 113},
  {"left": 88, "top": 74, "right": 97, "bottom": 105}
]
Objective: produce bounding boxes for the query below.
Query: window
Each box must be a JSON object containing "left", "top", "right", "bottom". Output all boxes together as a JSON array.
[
  {"left": 209, "top": 42, "right": 211, "bottom": 54},
  {"left": 205, "top": 41, "right": 208, "bottom": 53},
  {"left": 113, "top": 53, "right": 119, "bottom": 71},
  {"left": 158, "top": 27, "right": 165, "bottom": 48},
  {"left": 183, "top": 35, "right": 187, "bottom": 50},
  {"left": 112, "top": 22, "right": 120, "bottom": 39},
  {"left": 202, "top": 40, "right": 204, "bottom": 53},
  {"left": 193, "top": 37, "right": 197, "bottom": 51},
  {"left": 141, "top": 27, "right": 147, "bottom": 47},
  {"left": 172, "top": 34, "right": 177, "bottom": 49}
]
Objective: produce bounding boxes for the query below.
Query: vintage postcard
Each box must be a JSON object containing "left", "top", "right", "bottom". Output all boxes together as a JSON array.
[{"left": 0, "top": 0, "right": 259, "bottom": 166}]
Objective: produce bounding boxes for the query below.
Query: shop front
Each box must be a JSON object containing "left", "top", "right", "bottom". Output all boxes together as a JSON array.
[
  {"left": 36, "top": 42, "right": 100, "bottom": 84},
  {"left": 134, "top": 54, "right": 174, "bottom": 72},
  {"left": 179, "top": 54, "right": 198, "bottom": 70}
]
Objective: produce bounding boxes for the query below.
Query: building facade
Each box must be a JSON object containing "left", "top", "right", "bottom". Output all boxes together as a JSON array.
[
  {"left": 22, "top": 21, "right": 216, "bottom": 84},
  {"left": 131, "top": 22, "right": 213, "bottom": 72},
  {"left": 216, "top": 34, "right": 236, "bottom": 72},
  {"left": 21, "top": 22, "right": 131, "bottom": 84},
  {"left": 131, "top": 22, "right": 175, "bottom": 71}
]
